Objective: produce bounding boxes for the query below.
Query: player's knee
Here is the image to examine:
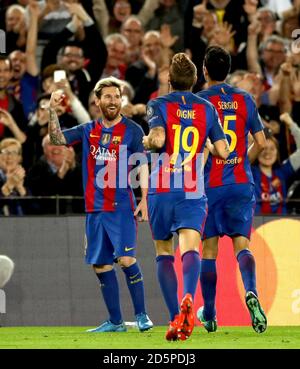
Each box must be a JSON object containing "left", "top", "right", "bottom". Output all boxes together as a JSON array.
[
  {"left": 118, "top": 256, "right": 136, "bottom": 268},
  {"left": 202, "top": 246, "right": 218, "bottom": 259},
  {"left": 93, "top": 264, "right": 113, "bottom": 273},
  {"left": 155, "top": 239, "right": 173, "bottom": 256}
]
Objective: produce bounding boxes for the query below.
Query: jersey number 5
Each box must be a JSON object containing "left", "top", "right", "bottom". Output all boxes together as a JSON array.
[
  {"left": 171, "top": 124, "right": 199, "bottom": 165},
  {"left": 223, "top": 115, "right": 237, "bottom": 152}
]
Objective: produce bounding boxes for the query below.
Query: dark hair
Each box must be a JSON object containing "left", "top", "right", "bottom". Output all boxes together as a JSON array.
[
  {"left": 41, "top": 64, "right": 65, "bottom": 81},
  {"left": 58, "top": 41, "right": 84, "bottom": 58},
  {"left": 204, "top": 46, "right": 231, "bottom": 82},
  {"left": 169, "top": 53, "right": 197, "bottom": 91},
  {"left": 37, "top": 93, "right": 51, "bottom": 106}
]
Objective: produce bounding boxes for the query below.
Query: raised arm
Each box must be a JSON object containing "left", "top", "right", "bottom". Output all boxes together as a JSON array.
[
  {"left": 48, "top": 90, "right": 67, "bottom": 146},
  {"left": 280, "top": 112, "right": 300, "bottom": 149},
  {"left": 246, "top": 19, "right": 263, "bottom": 75},
  {"left": 248, "top": 130, "right": 267, "bottom": 163},
  {"left": 92, "top": 0, "right": 110, "bottom": 38},
  {"left": 0, "top": 109, "right": 27, "bottom": 144},
  {"left": 26, "top": 0, "right": 39, "bottom": 77}
]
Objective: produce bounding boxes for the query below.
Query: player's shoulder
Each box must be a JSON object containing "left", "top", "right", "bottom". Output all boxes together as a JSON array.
[
  {"left": 191, "top": 92, "right": 215, "bottom": 106},
  {"left": 227, "top": 85, "right": 256, "bottom": 106},
  {"left": 122, "top": 116, "right": 145, "bottom": 135},
  {"left": 148, "top": 95, "right": 170, "bottom": 107},
  {"left": 190, "top": 92, "right": 218, "bottom": 115},
  {"left": 69, "top": 120, "right": 95, "bottom": 132}
]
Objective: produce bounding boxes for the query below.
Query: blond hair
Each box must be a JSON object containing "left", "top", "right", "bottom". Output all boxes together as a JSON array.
[
  {"left": 169, "top": 53, "right": 197, "bottom": 91},
  {"left": 93, "top": 76, "right": 123, "bottom": 98},
  {"left": 0, "top": 138, "right": 22, "bottom": 154}
]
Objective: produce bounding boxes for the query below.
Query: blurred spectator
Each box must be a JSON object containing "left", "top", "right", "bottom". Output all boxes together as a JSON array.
[
  {"left": 120, "top": 80, "right": 148, "bottom": 134},
  {"left": 101, "top": 33, "right": 129, "bottom": 79},
  {"left": 0, "top": 138, "right": 28, "bottom": 215},
  {"left": 145, "top": 0, "right": 184, "bottom": 52},
  {"left": 125, "top": 29, "right": 174, "bottom": 104},
  {"left": 88, "top": 91, "right": 101, "bottom": 120},
  {"left": 121, "top": 15, "right": 144, "bottom": 64},
  {"left": 5, "top": 4, "right": 27, "bottom": 53},
  {"left": 25, "top": 94, "right": 50, "bottom": 166},
  {"left": 0, "top": 56, "right": 27, "bottom": 141},
  {"left": 252, "top": 113, "right": 300, "bottom": 214},
  {"left": 33, "top": 0, "right": 72, "bottom": 39},
  {"left": 0, "top": 109, "right": 26, "bottom": 144},
  {"left": 41, "top": 3, "right": 107, "bottom": 108},
  {"left": 92, "top": 0, "right": 160, "bottom": 38},
  {"left": 281, "top": 7, "right": 300, "bottom": 39},
  {"left": 256, "top": 7, "right": 278, "bottom": 42},
  {"left": 24, "top": 85, "right": 88, "bottom": 169},
  {"left": 26, "top": 134, "right": 83, "bottom": 214},
  {"left": 262, "top": 0, "right": 292, "bottom": 17},
  {"left": 184, "top": 0, "right": 258, "bottom": 62},
  {"left": 247, "top": 21, "right": 287, "bottom": 87},
  {"left": 7, "top": 0, "right": 39, "bottom": 119}
]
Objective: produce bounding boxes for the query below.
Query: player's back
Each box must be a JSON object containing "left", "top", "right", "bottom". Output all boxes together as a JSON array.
[
  {"left": 147, "top": 91, "right": 223, "bottom": 194},
  {"left": 197, "top": 83, "right": 263, "bottom": 188}
]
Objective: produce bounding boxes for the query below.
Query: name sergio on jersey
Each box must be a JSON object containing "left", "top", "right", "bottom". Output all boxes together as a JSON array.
[
  {"left": 90, "top": 145, "right": 117, "bottom": 161},
  {"left": 218, "top": 101, "right": 238, "bottom": 110}
]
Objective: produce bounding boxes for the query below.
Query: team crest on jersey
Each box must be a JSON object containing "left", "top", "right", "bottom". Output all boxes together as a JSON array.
[
  {"left": 112, "top": 136, "right": 122, "bottom": 145},
  {"left": 146, "top": 106, "right": 154, "bottom": 118},
  {"left": 101, "top": 133, "right": 111, "bottom": 145}
]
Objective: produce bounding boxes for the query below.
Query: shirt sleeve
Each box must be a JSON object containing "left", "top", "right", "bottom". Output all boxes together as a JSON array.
[
  {"left": 131, "top": 124, "right": 145, "bottom": 153},
  {"left": 208, "top": 105, "right": 226, "bottom": 143},
  {"left": 133, "top": 124, "right": 149, "bottom": 165},
  {"left": 146, "top": 99, "right": 166, "bottom": 130},
  {"left": 246, "top": 95, "right": 264, "bottom": 134},
  {"left": 62, "top": 124, "right": 83, "bottom": 145}
]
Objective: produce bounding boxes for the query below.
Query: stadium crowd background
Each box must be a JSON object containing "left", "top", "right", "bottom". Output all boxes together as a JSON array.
[{"left": 0, "top": 0, "right": 300, "bottom": 216}]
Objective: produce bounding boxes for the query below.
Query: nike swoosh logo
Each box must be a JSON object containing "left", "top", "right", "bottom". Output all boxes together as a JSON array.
[
  {"left": 90, "top": 134, "right": 101, "bottom": 138},
  {"left": 129, "top": 273, "right": 140, "bottom": 280},
  {"left": 125, "top": 247, "right": 135, "bottom": 252}
]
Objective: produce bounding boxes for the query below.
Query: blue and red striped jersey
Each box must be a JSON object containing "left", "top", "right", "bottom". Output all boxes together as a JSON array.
[
  {"left": 146, "top": 91, "right": 225, "bottom": 195},
  {"left": 197, "top": 83, "right": 264, "bottom": 188},
  {"left": 252, "top": 160, "right": 295, "bottom": 214},
  {"left": 62, "top": 117, "right": 145, "bottom": 213}
]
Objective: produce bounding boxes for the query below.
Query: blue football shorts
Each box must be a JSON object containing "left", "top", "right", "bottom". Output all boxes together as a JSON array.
[
  {"left": 203, "top": 183, "right": 256, "bottom": 240},
  {"left": 148, "top": 192, "right": 208, "bottom": 241},
  {"left": 85, "top": 208, "right": 137, "bottom": 265}
]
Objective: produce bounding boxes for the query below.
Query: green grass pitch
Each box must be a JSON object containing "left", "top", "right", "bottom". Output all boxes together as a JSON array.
[{"left": 0, "top": 326, "right": 300, "bottom": 349}]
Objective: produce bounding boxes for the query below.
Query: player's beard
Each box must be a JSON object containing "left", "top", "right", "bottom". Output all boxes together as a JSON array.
[{"left": 100, "top": 104, "right": 121, "bottom": 122}]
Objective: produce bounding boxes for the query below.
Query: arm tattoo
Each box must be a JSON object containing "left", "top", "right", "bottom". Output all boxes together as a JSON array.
[{"left": 48, "top": 108, "right": 66, "bottom": 145}]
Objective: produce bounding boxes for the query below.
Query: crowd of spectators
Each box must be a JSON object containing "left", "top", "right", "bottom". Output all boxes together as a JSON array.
[{"left": 0, "top": 0, "right": 299, "bottom": 215}]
